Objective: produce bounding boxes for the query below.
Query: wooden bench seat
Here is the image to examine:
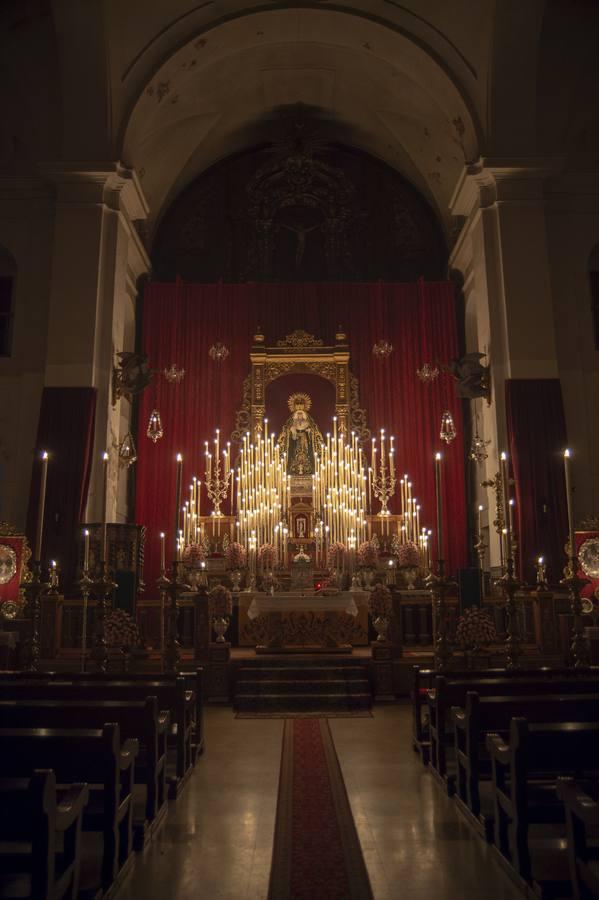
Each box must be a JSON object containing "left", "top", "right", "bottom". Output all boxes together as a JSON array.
[
  {"left": 557, "top": 778, "right": 599, "bottom": 900},
  {"left": 451, "top": 693, "right": 599, "bottom": 839},
  {"left": 0, "top": 770, "right": 89, "bottom": 900},
  {"left": 427, "top": 674, "right": 599, "bottom": 790},
  {"left": 0, "top": 698, "right": 169, "bottom": 848},
  {"left": 0, "top": 678, "right": 195, "bottom": 798},
  {"left": 0, "top": 724, "right": 138, "bottom": 899},
  {"left": 486, "top": 719, "right": 599, "bottom": 897}
]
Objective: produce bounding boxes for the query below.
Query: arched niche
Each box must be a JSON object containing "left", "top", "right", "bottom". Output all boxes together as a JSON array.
[{"left": 231, "top": 328, "right": 369, "bottom": 444}]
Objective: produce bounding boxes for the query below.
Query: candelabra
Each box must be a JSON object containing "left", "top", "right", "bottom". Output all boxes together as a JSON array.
[
  {"left": 160, "top": 559, "right": 190, "bottom": 674},
  {"left": 90, "top": 561, "right": 117, "bottom": 673},
  {"left": 500, "top": 555, "right": 522, "bottom": 669},
  {"left": 427, "top": 559, "right": 455, "bottom": 672},
  {"left": 561, "top": 555, "right": 591, "bottom": 669},
  {"left": 22, "top": 561, "right": 47, "bottom": 672},
  {"left": 205, "top": 431, "right": 233, "bottom": 518},
  {"left": 371, "top": 430, "right": 396, "bottom": 516},
  {"left": 78, "top": 567, "right": 94, "bottom": 673},
  {"left": 482, "top": 471, "right": 505, "bottom": 574},
  {"left": 535, "top": 556, "right": 549, "bottom": 591},
  {"left": 474, "top": 534, "right": 488, "bottom": 599}
]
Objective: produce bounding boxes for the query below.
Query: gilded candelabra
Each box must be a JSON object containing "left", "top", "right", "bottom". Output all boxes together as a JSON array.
[
  {"left": 427, "top": 560, "right": 455, "bottom": 672},
  {"left": 78, "top": 567, "right": 94, "bottom": 673},
  {"left": 562, "top": 554, "right": 591, "bottom": 669},
  {"left": 159, "top": 559, "right": 190, "bottom": 674},
  {"left": 371, "top": 431, "right": 396, "bottom": 516},
  {"left": 482, "top": 471, "right": 505, "bottom": 573},
  {"left": 90, "top": 561, "right": 117, "bottom": 673},
  {"left": 22, "top": 561, "right": 47, "bottom": 672},
  {"left": 205, "top": 431, "right": 233, "bottom": 518},
  {"left": 500, "top": 554, "right": 522, "bottom": 670}
]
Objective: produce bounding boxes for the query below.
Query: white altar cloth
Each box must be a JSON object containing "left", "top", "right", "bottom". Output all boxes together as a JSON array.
[{"left": 247, "top": 592, "right": 362, "bottom": 620}]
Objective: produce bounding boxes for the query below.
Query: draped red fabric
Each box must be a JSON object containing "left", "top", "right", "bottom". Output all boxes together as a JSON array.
[
  {"left": 27, "top": 387, "right": 97, "bottom": 591},
  {"left": 136, "top": 282, "right": 467, "bottom": 590},
  {"left": 505, "top": 379, "right": 568, "bottom": 584}
]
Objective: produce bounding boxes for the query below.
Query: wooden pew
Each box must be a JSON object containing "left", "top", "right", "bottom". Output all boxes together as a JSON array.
[
  {"left": 451, "top": 693, "right": 599, "bottom": 837},
  {"left": 557, "top": 779, "right": 599, "bottom": 900},
  {"left": 0, "top": 697, "right": 169, "bottom": 847},
  {"left": 412, "top": 665, "right": 599, "bottom": 764},
  {"left": 0, "top": 669, "right": 205, "bottom": 759},
  {"left": 486, "top": 719, "right": 599, "bottom": 897},
  {"left": 428, "top": 674, "right": 599, "bottom": 789},
  {"left": 0, "top": 677, "right": 195, "bottom": 798},
  {"left": 0, "top": 724, "right": 138, "bottom": 898},
  {"left": 0, "top": 769, "right": 89, "bottom": 900}
]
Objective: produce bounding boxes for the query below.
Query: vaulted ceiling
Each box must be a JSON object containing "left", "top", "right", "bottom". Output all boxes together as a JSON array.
[{"left": 1, "top": 1, "right": 598, "bottom": 236}]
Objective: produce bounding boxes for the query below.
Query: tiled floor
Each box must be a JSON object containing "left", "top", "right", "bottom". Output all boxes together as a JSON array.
[{"left": 119, "top": 704, "right": 522, "bottom": 899}]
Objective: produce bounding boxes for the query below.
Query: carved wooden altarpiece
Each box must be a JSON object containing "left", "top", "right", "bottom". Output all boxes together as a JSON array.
[{"left": 231, "top": 328, "right": 370, "bottom": 445}]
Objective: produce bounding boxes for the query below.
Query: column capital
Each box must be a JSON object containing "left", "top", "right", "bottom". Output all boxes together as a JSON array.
[
  {"left": 450, "top": 156, "right": 564, "bottom": 218},
  {"left": 39, "top": 161, "right": 149, "bottom": 222}
]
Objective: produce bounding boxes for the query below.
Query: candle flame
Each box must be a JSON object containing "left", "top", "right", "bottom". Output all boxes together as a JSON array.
[
  {"left": 564, "top": 448, "right": 571, "bottom": 458},
  {"left": 102, "top": 451, "right": 109, "bottom": 461},
  {"left": 84, "top": 528, "right": 89, "bottom": 536},
  {"left": 160, "top": 532, "right": 165, "bottom": 538},
  {"left": 500, "top": 451, "right": 507, "bottom": 461},
  {"left": 538, "top": 556, "right": 544, "bottom": 564},
  {"left": 435, "top": 452, "right": 441, "bottom": 460},
  {"left": 176, "top": 453, "right": 183, "bottom": 462},
  {"left": 41, "top": 450, "right": 48, "bottom": 460},
  {"left": 478, "top": 504, "right": 483, "bottom": 512}
]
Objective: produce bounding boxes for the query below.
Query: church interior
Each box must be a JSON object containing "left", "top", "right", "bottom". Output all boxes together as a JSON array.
[{"left": 2, "top": 2, "right": 599, "bottom": 898}]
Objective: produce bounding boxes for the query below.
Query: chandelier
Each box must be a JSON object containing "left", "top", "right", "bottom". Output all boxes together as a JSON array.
[
  {"left": 469, "top": 419, "right": 491, "bottom": 464},
  {"left": 440, "top": 410, "right": 457, "bottom": 444},
  {"left": 209, "top": 342, "right": 229, "bottom": 362},
  {"left": 147, "top": 409, "right": 164, "bottom": 443},
  {"left": 372, "top": 340, "right": 393, "bottom": 359},
  {"left": 118, "top": 431, "right": 137, "bottom": 466},
  {"left": 416, "top": 362, "right": 439, "bottom": 383},
  {"left": 163, "top": 363, "right": 185, "bottom": 384}
]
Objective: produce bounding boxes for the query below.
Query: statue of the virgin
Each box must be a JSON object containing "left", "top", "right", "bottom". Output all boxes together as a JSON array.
[{"left": 278, "top": 392, "right": 324, "bottom": 476}]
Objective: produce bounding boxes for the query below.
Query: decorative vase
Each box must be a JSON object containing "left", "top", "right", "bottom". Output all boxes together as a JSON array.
[
  {"left": 212, "top": 615, "right": 229, "bottom": 643},
  {"left": 230, "top": 570, "right": 242, "bottom": 593},
  {"left": 402, "top": 566, "right": 419, "bottom": 590},
  {"left": 373, "top": 615, "right": 390, "bottom": 643}
]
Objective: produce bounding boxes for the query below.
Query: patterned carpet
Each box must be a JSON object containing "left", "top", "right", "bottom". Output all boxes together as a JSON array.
[{"left": 268, "top": 719, "right": 374, "bottom": 900}]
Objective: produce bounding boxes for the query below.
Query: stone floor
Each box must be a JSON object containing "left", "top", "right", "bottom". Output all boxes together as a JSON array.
[{"left": 118, "top": 704, "right": 522, "bottom": 900}]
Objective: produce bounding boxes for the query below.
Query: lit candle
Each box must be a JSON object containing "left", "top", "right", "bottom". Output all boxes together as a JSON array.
[
  {"left": 175, "top": 454, "right": 183, "bottom": 559},
  {"left": 477, "top": 504, "right": 483, "bottom": 539},
  {"left": 564, "top": 449, "right": 576, "bottom": 560},
  {"left": 83, "top": 528, "right": 90, "bottom": 571},
  {"left": 160, "top": 532, "right": 166, "bottom": 572},
  {"left": 434, "top": 452, "right": 443, "bottom": 560},
  {"left": 34, "top": 451, "right": 49, "bottom": 560},
  {"left": 101, "top": 451, "right": 109, "bottom": 561}
]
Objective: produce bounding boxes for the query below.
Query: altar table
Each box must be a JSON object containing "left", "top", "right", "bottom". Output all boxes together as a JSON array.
[{"left": 246, "top": 592, "right": 367, "bottom": 652}]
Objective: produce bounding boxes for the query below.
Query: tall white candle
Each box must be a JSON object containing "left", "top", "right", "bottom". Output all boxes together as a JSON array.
[
  {"left": 160, "top": 532, "right": 166, "bottom": 572},
  {"left": 83, "top": 528, "right": 90, "bottom": 571},
  {"left": 500, "top": 452, "right": 511, "bottom": 560},
  {"left": 175, "top": 454, "right": 183, "bottom": 559},
  {"left": 101, "top": 451, "right": 109, "bottom": 561},
  {"left": 434, "top": 453, "right": 444, "bottom": 560},
  {"left": 564, "top": 449, "right": 576, "bottom": 559},
  {"left": 34, "top": 451, "right": 49, "bottom": 560}
]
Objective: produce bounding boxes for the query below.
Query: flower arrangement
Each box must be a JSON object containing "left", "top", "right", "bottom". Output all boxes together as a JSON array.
[
  {"left": 208, "top": 584, "right": 233, "bottom": 617},
  {"left": 327, "top": 541, "right": 346, "bottom": 568},
  {"left": 455, "top": 607, "right": 497, "bottom": 649},
  {"left": 397, "top": 540, "right": 420, "bottom": 568},
  {"left": 367, "top": 583, "right": 393, "bottom": 618},
  {"left": 357, "top": 540, "right": 378, "bottom": 568},
  {"left": 258, "top": 543, "right": 278, "bottom": 570},
  {"left": 105, "top": 609, "right": 141, "bottom": 648},
  {"left": 225, "top": 541, "right": 247, "bottom": 570},
  {"left": 182, "top": 543, "right": 206, "bottom": 568}
]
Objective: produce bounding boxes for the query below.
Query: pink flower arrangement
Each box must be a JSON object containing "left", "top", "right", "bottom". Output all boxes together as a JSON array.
[
  {"left": 182, "top": 543, "right": 206, "bottom": 568},
  {"left": 208, "top": 584, "right": 233, "bottom": 617},
  {"left": 258, "top": 543, "right": 278, "bottom": 569},
  {"left": 327, "top": 541, "right": 346, "bottom": 568},
  {"left": 397, "top": 540, "right": 420, "bottom": 568},
  {"left": 456, "top": 607, "right": 497, "bottom": 649},
  {"left": 225, "top": 541, "right": 247, "bottom": 570},
  {"left": 357, "top": 540, "right": 378, "bottom": 568},
  {"left": 367, "top": 583, "right": 393, "bottom": 618},
  {"left": 105, "top": 609, "right": 141, "bottom": 648}
]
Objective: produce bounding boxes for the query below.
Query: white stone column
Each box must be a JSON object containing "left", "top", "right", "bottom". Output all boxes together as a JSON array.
[
  {"left": 42, "top": 163, "right": 150, "bottom": 525},
  {"left": 449, "top": 158, "right": 561, "bottom": 568}
]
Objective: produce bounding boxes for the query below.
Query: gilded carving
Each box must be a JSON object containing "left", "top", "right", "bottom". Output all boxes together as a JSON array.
[
  {"left": 349, "top": 374, "right": 370, "bottom": 442},
  {"left": 276, "top": 330, "right": 323, "bottom": 349},
  {"left": 231, "top": 375, "right": 252, "bottom": 442}
]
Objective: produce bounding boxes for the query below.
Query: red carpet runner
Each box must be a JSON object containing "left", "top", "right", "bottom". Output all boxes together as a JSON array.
[{"left": 268, "top": 719, "right": 374, "bottom": 900}]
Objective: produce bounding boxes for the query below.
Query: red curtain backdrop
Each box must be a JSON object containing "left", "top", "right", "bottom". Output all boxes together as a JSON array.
[
  {"left": 136, "top": 281, "right": 467, "bottom": 589},
  {"left": 506, "top": 379, "right": 568, "bottom": 584},
  {"left": 27, "top": 387, "right": 97, "bottom": 591}
]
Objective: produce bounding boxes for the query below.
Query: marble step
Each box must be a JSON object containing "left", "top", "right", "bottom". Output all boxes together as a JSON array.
[
  {"left": 236, "top": 665, "right": 367, "bottom": 681},
  {"left": 235, "top": 692, "right": 372, "bottom": 712},
  {"left": 236, "top": 678, "right": 369, "bottom": 696}
]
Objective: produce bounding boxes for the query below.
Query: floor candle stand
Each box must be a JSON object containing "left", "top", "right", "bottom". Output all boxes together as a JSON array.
[
  {"left": 78, "top": 568, "right": 93, "bottom": 673},
  {"left": 501, "top": 555, "right": 521, "bottom": 670},
  {"left": 22, "top": 561, "right": 46, "bottom": 672},
  {"left": 90, "top": 561, "right": 117, "bottom": 673},
  {"left": 162, "top": 560, "right": 189, "bottom": 674},
  {"left": 428, "top": 559, "right": 454, "bottom": 672},
  {"left": 561, "top": 556, "right": 591, "bottom": 669}
]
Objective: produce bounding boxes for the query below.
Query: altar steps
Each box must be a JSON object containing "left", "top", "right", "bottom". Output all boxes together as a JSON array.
[{"left": 234, "top": 658, "right": 372, "bottom": 713}]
